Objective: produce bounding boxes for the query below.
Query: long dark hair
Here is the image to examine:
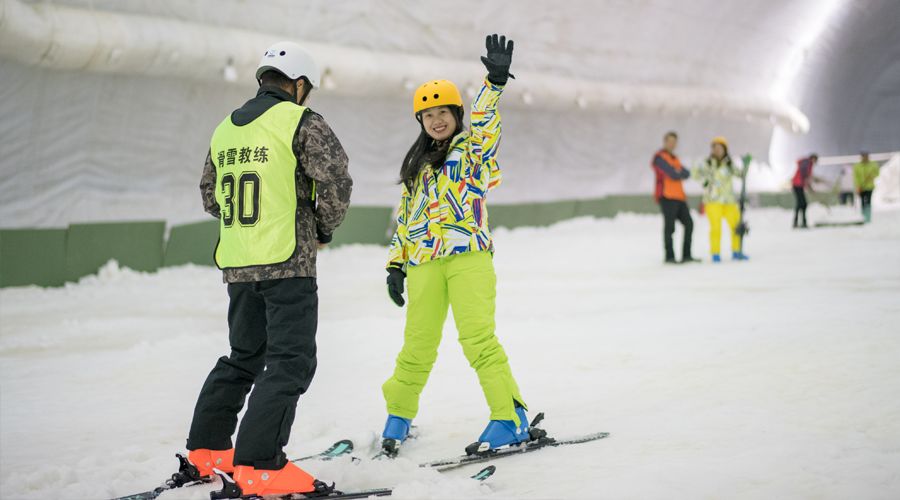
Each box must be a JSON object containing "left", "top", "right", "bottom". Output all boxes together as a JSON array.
[
  {"left": 400, "top": 106, "right": 465, "bottom": 192},
  {"left": 708, "top": 145, "right": 734, "bottom": 172}
]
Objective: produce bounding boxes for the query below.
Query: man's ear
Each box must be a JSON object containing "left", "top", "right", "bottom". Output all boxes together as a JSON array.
[{"left": 296, "top": 79, "right": 311, "bottom": 105}]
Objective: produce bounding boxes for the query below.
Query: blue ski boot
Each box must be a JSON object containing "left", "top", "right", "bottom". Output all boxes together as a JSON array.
[
  {"left": 711, "top": 254, "right": 721, "bottom": 263},
  {"left": 380, "top": 415, "right": 411, "bottom": 457},
  {"left": 732, "top": 251, "right": 749, "bottom": 261},
  {"left": 465, "top": 406, "right": 539, "bottom": 455}
]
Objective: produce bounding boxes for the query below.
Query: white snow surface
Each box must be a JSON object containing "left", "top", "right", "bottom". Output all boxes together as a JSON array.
[{"left": 2, "top": 207, "right": 899, "bottom": 500}]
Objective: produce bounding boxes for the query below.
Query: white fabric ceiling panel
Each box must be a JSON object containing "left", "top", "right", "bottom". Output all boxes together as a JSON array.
[{"left": 3, "top": 0, "right": 895, "bottom": 228}]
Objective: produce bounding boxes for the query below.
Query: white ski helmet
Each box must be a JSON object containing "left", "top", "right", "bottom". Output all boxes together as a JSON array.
[{"left": 256, "top": 41, "right": 320, "bottom": 89}]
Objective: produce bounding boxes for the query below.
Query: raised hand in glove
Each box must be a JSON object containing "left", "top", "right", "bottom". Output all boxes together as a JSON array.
[
  {"left": 481, "top": 34, "right": 515, "bottom": 86},
  {"left": 386, "top": 267, "right": 406, "bottom": 307}
]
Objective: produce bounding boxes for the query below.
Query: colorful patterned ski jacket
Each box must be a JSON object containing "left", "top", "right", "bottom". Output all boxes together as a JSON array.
[
  {"left": 695, "top": 156, "right": 745, "bottom": 205},
  {"left": 387, "top": 78, "right": 504, "bottom": 269}
]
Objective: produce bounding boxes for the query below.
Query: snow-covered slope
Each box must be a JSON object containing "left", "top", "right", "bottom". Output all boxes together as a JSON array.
[{"left": 2, "top": 207, "right": 899, "bottom": 499}]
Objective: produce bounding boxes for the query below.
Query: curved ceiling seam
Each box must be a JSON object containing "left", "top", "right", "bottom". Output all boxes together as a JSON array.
[{"left": 0, "top": 0, "right": 809, "bottom": 132}]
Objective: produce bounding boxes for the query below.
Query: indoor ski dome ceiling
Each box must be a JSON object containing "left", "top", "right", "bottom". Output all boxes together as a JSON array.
[{"left": 1, "top": 0, "right": 898, "bottom": 226}]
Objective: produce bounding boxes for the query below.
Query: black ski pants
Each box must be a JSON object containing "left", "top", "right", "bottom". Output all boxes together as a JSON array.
[
  {"left": 860, "top": 190, "right": 873, "bottom": 210},
  {"left": 793, "top": 186, "right": 807, "bottom": 227},
  {"left": 660, "top": 197, "right": 693, "bottom": 261},
  {"left": 186, "top": 277, "right": 318, "bottom": 469}
]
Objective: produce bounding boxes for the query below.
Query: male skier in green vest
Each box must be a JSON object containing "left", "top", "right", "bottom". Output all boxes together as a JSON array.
[
  {"left": 853, "top": 151, "right": 880, "bottom": 223},
  {"left": 185, "top": 41, "right": 352, "bottom": 498}
]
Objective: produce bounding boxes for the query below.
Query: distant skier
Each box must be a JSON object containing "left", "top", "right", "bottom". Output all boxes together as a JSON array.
[
  {"left": 838, "top": 164, "right": 855, "bottom": 206},
  {"left": 187, "top": 42, "right": 352, "bottom": 497},
  {"left": 695, "top": 137, "right": 748, "bottom": 262},
  {"left": 791, "top": 153, "right": 819, "bottom": 229},
  {"left": 381, "top": 34, "right": 531, "bottom": 457},
  {"left": 853, "top": 151, "right": 880, "bottom": 223},
  {"left": 652, "top": 131, "right": 698, "bottom": 263}
]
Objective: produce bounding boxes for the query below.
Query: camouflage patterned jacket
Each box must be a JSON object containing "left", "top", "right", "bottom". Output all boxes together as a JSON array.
[{"left": 200, "top": 86, "right": 352, "bottom": 283}]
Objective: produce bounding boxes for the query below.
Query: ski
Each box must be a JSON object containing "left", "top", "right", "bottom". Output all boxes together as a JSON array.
[
  {"left": 292, "top": 439, "right": 354, "bottom": 462},
  {"left": 735, "top": 154, "right": 751, "bottom": 249},
  {"left": 470, "top": 465, "right": 496, "bottom": 481},
  {"left": 110, "top": 439, "right": 355, "bottom": 500},
  {"left": 212, "top": 471, "right": 393, "bottom": 500},
  {"left": 110, "top": 453, "right": 215, "bottom": 500},
  {"left": 212, "top": 464, "right": 496, "bottom": 499},
  {"left": 369, "top": 412, "right": 609, "bottom": 472},
  {"left": 421, "top": 431, "right": 609, "bottom": 471},
  {"left": 419, "top": 413, "right": 610, "bottom": 471},
  {"left": 814, "top": 220, "right": 865, "bottom": 227}
]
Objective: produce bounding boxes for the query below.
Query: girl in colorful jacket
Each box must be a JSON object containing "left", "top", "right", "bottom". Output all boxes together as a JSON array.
[
  {"left": 379, "top": 34, "right": 532, "bottom": 457},
  {"left": 695, "top": 137, "right": 749, "bottom": 262}
]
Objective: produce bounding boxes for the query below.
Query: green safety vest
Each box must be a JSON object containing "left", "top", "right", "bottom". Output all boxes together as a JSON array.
[
  {"left": 211, "top": 101, "right": 307, "bottom": 269},
  {"left": 853, "top": 161, "right": 880, "bottom": 191}
]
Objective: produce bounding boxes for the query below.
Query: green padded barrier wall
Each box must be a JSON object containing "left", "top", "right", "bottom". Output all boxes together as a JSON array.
[
  {"left": 162, "top": 207, "right": 395, "bottom": 269},
  {"left": 574, "top": 198, "right": 615, "bottom": 218},
  {"left": 490, "top": 200, "right": 579, "bottom": 229},
  {"left": 0, "top": 229, "right": 68, "bottom": 287},
  {"left": 685, "top": 195, "right": 703, "bottom": 213},
  {"left": 65, "top": 221, "right": 166, "bottom": 282},
  {"left": 756, "top": 191, "right": 837, "bottom": 209},
  {"left": 603, "top": 194, "right": 658, "bottom": 214},
  {"left": 485, "top": 205, "right": 523, "bottom": 228},
  {"left": 164, "top": 220, "right": 219, "bottom": 267},
  {"left": 808, "top": 192, "right": 840, "bottom": 207},
  {"left": 532, "top": 200, "right": 578, "bottom": 227},
  {"left": 756, "top": 192, "right": 794, "bottom": 209},
  {"left": 599, "top": 194, "right": 706, "bottom": 215},
  {"left": 1, "top": 192, "right": 818, "bottom": 287},
  {"left": 329, "top": 206, "right": 395, "bottom": 246}
]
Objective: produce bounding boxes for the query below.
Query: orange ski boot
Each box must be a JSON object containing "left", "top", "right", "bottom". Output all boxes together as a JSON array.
[
  {"left": 229, "top": 462, "right": 327, "bottom": 497},
  {"left": 187, "top": 448, "right": 235, "bottom": 477}
]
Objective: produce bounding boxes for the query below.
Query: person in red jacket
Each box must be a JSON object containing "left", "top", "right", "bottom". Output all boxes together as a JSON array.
[
  {"left": 651, "top": 131, "right": 697, "bottom": 264},
  {"left": 791, "top": 153, "right": 819, "bottom": 228}
]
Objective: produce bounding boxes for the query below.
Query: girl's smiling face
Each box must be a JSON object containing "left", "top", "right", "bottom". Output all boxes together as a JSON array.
[
  {"left": 711, "top": 142, "right": 727, "bottom": 160},
  {"left": 420, "top": 106, "right": 457, "bottom": 141}
]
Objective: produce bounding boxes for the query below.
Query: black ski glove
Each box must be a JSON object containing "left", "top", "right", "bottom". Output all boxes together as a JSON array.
[
  {"left": 481, "top": 34, "right": 515, "bottom": 86},
  {"left": 386, "top": 267, "right": 406, "bottom": 307},
  {"left": 317, "top": 228, "right": 333, "bottom": 245}
]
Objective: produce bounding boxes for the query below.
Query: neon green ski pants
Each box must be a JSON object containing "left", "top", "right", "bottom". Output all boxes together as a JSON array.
[{"left": 382, "top": 251, "right": 526, "bottom": 425}]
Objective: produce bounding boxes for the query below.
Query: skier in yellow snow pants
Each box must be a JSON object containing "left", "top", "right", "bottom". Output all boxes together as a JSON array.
[
  {"left": 695, "top": 136, "right": 749, "bottom": 262},
  {"left": 705, "top": 202, "right": 741, "bottom": 256},
  {"left": 382, "top": 251, "right": 524, "bottom": 424}
]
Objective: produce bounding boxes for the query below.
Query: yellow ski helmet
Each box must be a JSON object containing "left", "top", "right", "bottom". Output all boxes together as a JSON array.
[
  {"left": 413, "top": 80, "right": 463, "bottom": 115},
  {"left": 711, "top": 136, "right": 729, "bottom": 148}
]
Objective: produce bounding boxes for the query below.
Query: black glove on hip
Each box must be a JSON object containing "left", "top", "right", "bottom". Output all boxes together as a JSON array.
[
  {"left": 481, "top": 33, "right": 515, "bottom": 86},
  {"left": 386, "top": 267, "right": 406, "bottom": 307}
]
